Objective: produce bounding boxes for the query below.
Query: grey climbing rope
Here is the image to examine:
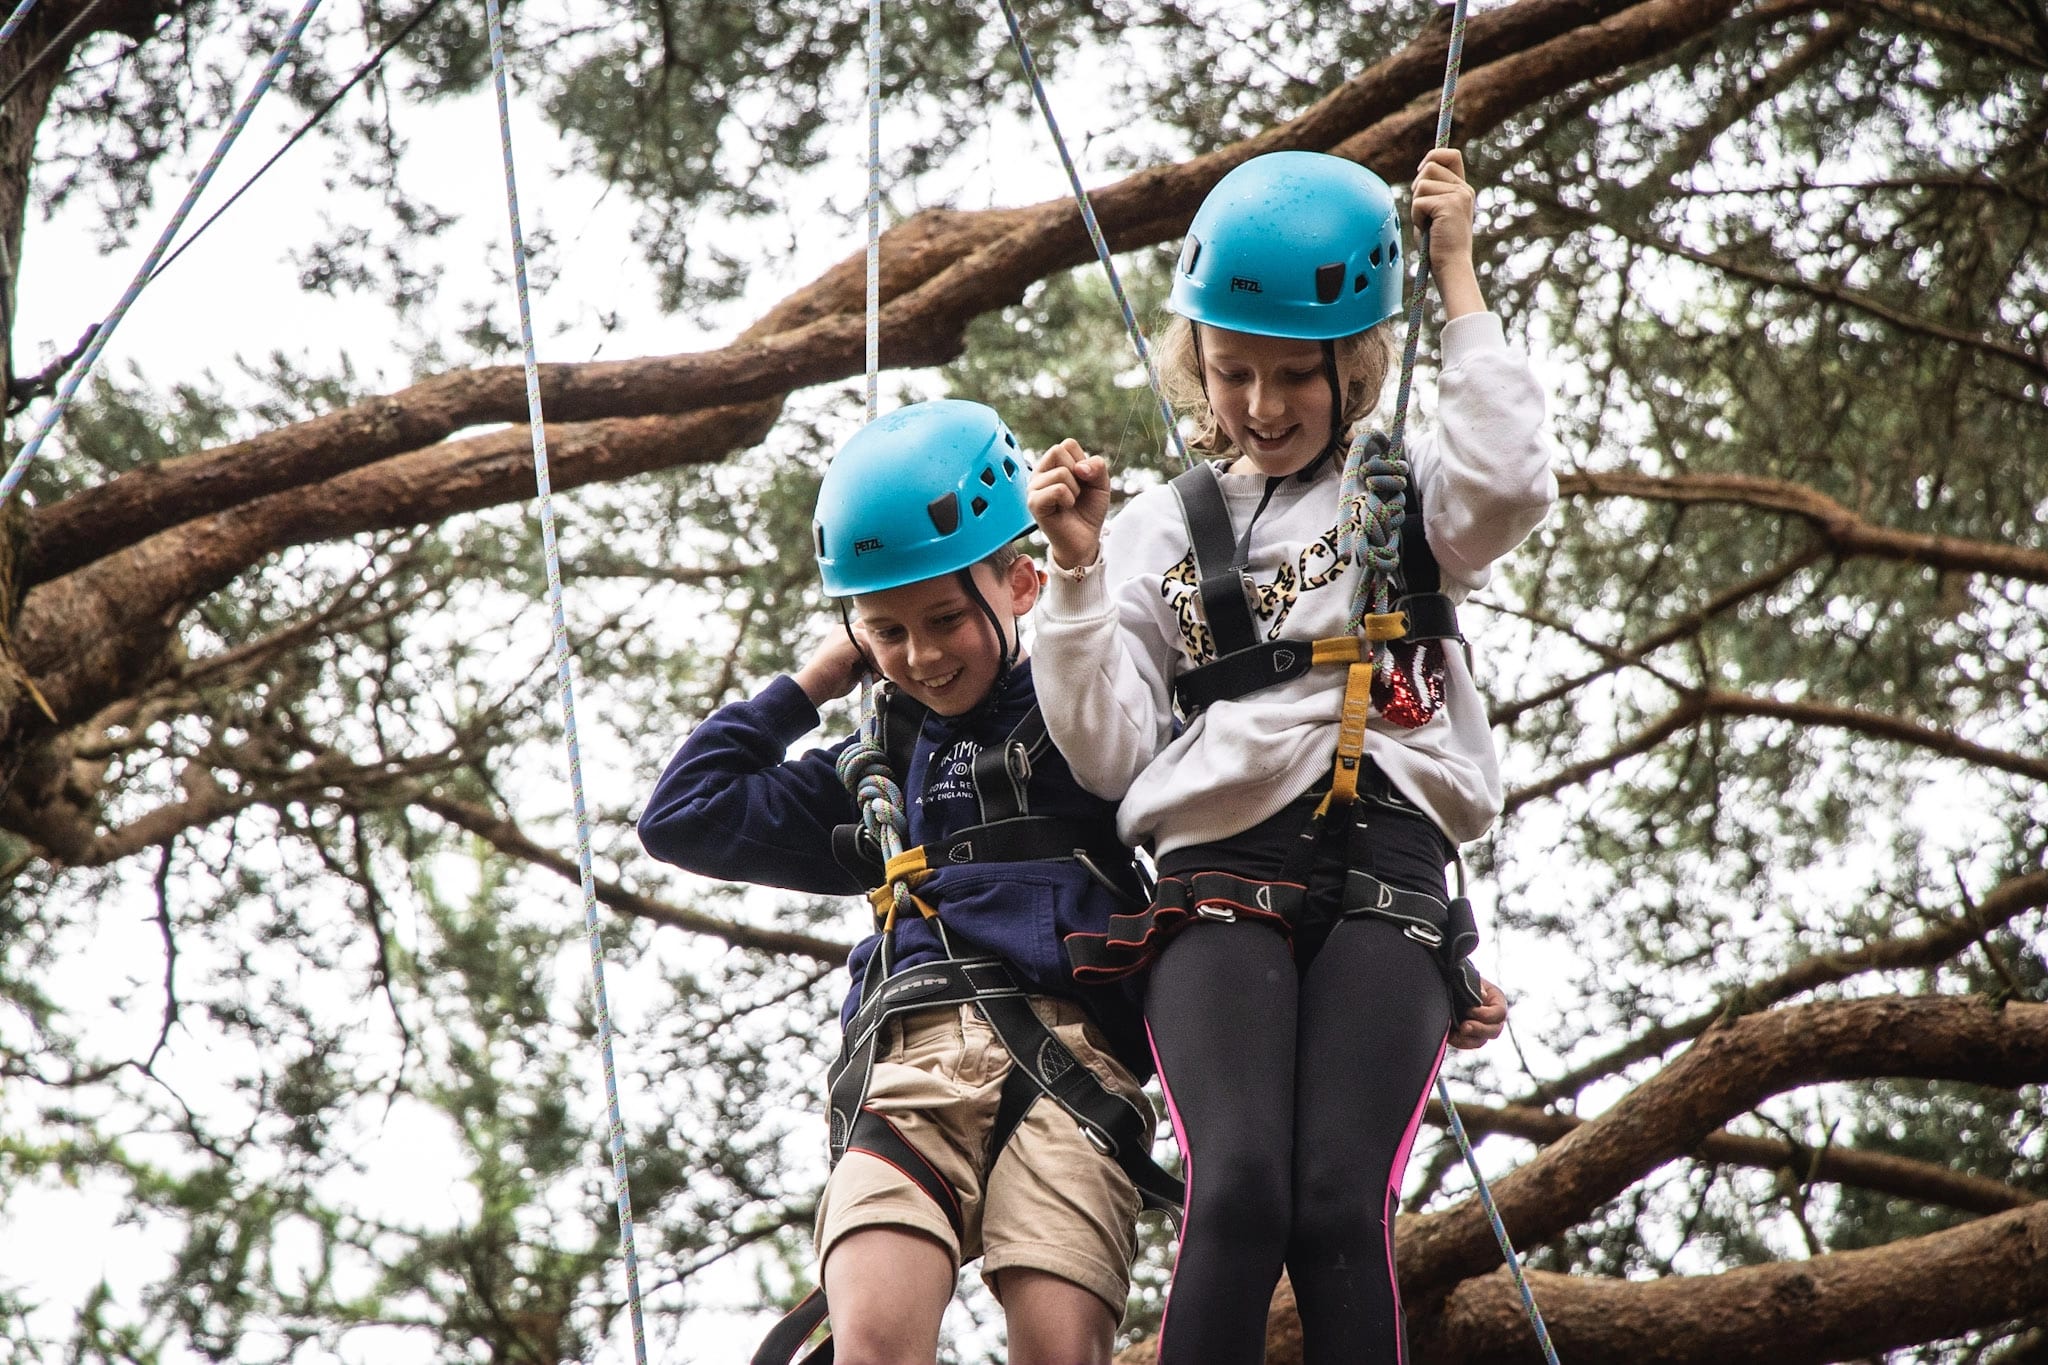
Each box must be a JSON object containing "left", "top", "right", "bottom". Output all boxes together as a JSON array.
[{"left": 480, "top": 3, "right": 648, "bottom": 1361}]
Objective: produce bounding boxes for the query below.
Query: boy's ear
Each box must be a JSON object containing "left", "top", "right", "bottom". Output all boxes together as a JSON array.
[{"left": 1007, "top": 552, "right": 1041, "bottom": 616}]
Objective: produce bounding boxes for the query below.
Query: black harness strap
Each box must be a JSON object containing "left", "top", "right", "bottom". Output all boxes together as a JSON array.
[
  {"left": 1170, "top": 462, "right": 1261, "bottom": 658},
  {"left": 752, "top": 1287, "right": 832, "bottom": 1365},
  {"left": 1342, "top": 869, "right": 1485, "bottom": 1017}
]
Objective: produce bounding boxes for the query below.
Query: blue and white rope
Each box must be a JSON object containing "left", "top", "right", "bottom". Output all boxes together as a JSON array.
[
  {"left": 481, "top": 4, "right": 648, "bottom": 1362},
  {"left": 1437, "top": 1076, "right": 1563, "bottom": 1365},
  {"left": 863, "top": 0, "right": 881, "bottom": 421},
  {"left": 0, "top": 0, "right": 325, "bottom": 503},
  {"left": 0, "top": 0, "right": 38, "bottom": 49},
  {"left": 1338, "top": 0, "right": 1471, "bottom": 647},
  {"left": 993, "top": 0, "right": 1187, "bottom": 469}
]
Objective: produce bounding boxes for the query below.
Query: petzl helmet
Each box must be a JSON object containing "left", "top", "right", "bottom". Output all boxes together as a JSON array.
[
  {"left": 814, "top": 399, "right": 1032, "bottom": 597},
  {"left": 1168, "top": 150, "right": 1404, "bottom": 340}
]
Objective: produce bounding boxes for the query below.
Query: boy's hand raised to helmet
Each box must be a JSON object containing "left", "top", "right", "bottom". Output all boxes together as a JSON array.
[
  {"left": 794, "top": 631, "right": 869, "bottom": 707},
  {"left": 1411, "top": 148, "right": 1485, "bottom": 319},
  {"left": 1029, "top": 439, "right": 1113, "bottom": 572}
]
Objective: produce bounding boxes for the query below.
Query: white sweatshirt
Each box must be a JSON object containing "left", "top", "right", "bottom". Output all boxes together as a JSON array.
[{"left": 1035, "top": 312, "right": 1558, "bottom": 854}]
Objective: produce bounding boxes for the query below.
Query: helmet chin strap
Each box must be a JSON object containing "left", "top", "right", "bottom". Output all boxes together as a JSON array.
[{"left": 956, "top": 567, "right": 1019, "bottom": 699}]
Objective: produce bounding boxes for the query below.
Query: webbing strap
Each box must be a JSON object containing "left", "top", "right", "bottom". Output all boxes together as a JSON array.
[
  {"left": 1169, "top": 463, "right": 1260, "bottom": 658},
  {"left": 751, "top": 1288, "right": 833, "bottom": 1365},
  {"left": 481, "top": 5, "right": 647, "bottom": 1361},
  {"left": 1319, "top": 662, "right": 1377, "bottom": 812}
]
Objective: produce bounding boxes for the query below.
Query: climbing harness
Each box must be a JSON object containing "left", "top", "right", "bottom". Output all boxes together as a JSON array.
[
  {"left": 480, "top": 3, "right": 648, "bottom": 1362},
  {"left": 1001, "top": 0, "right": 1560, "bottom": 1353},
  {"left": 754, "top": 692, "right": 1181, "bottom": 1365},
  {"left": 0, "top": 0, "right": 323, "bottom": 503}
]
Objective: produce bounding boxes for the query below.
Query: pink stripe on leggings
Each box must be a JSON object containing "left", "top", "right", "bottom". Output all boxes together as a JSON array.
[
  {"left": 1384, "top": 1035, "right": 1449, "bottom": 1365},
  {"left": 1146, "top": 1019, "right": 1192, "bottom": 1360}
]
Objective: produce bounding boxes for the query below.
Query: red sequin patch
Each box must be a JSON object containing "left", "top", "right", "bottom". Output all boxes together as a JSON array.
[{"left": 1372, "top": 642, "right": 1446, "bottom": 729}]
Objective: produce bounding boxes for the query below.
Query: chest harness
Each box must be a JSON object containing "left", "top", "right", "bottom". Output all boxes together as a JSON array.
[
  {"left": 1066, "top": 450, "right": 1485, "bottom": 1018},
  {"left": 753, "top": 687, "right": 1183, "bottom": 1365}
]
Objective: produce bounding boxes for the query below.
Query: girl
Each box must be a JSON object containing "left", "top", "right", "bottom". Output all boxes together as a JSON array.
[{"left": 1026, "top": 148, "right": 1554, "bottom": 1364}]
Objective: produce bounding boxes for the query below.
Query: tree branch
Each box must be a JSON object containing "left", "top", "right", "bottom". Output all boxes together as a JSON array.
[
  {"left": 1513, "top": 868, "right": 2048, "bottom": 1107},
  {"left": 416, "top": 792, "right": 853, "bottom": 966},
  {"left": 1439, "top": 1098, "right": 2041, "bottom": 1215},
  {"left": 20, "top": 0, "right": 1741, "bottom": 587},
  {"left": 1417, "top": 1200, "right": 2048, "bottom": 1365},
  {"left": 1399, "top": 995, "right": 2048, "bottom": 1302},
  {"left": 1560, "top": 470, "right": 2048, "bottom": 586}
]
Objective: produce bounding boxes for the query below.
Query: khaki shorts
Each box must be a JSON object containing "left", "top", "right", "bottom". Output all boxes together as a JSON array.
[{"left": 814, "top": 996, "right": 1150, "bottom": 1314}]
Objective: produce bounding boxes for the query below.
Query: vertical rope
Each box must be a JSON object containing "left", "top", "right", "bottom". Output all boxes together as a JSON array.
[
  {"left": 481, "top": 5, "right": 648, "bottom": 1362},
  {"left": 0, "top": 0, "right": 39, "bottom": 49},
  {"left": 992, "top": 0, "right": 1187, "bottom": 469},
  {"left": 1338, "top": 0, "right": 1470, "bottom": 646},
  {"left": 0, "top": 0, "right": 324, "bottom": 503},
  {"left": 863, "top": 0, "right": 881, "bottom": 421},
  {"left": 1437, "top": 1076, "right": 1564, "bottom": 1365}
]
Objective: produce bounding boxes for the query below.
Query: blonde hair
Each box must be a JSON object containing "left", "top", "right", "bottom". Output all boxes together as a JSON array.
[{"left": 1157, "top": 315, "right": 1398, "bottom": 461}]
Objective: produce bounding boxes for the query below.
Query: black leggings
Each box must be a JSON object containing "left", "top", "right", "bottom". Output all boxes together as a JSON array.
[{"left": 1144, "top": 799, "right": 1453, "bottom": 1365}]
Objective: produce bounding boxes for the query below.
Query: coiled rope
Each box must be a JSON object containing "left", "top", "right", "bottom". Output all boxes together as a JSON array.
[
  {"left": 480, "top": 3, "right": 648, "bottom": 1360},
  {"left": 0, "top": 0, "right": 324, "bottom": 503}
]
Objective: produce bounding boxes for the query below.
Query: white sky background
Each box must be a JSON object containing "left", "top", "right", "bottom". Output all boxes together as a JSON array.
[{"left": 5, "top": 7, "right": 2022, "bottom": 1364}]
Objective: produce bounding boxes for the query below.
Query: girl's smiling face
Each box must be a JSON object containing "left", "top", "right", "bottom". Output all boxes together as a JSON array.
[
  {"left": 1198, "top": 325, "right": 1335, "bottom": 477},
  {"left": 852, "top": 556, "right": 1038, "bottom": 716}
]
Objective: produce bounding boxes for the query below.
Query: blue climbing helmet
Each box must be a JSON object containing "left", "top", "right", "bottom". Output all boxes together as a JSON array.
[
  {"left": 1168, "top": 150, "right": 1404, "bottom": 340},
  {"left": 814, "top": 398, "right": 1033, "bottom": 597}
]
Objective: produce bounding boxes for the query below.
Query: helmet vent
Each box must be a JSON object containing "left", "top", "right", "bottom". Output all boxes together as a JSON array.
[
  {"left": 1180, "top": 235, "right": 1202, "bottom": 273},
  {"left": 1390, "top": 242, "right": 1400, "bottom": 262},
  {"left": 1002, "top": 430, "right": 1018, "bottom": 448},
  {"left": 1370, "top": 246, "right": 1382, "bottom": 267},
  {"left": 1355, "top": 273, "right": 1368, "bottom": 293},
  {"left": 1314, "top": 263, "right": 1344, "bottom": 304},
  {"left": 928, "top": 492, "right": 960, "bottom": 536},
  {"left": 970, "top": 495, "right": 989, "bottom": 518},
  {"left": 980, "top": 466, "right": 997, "bottom": 487},
  {"left": 813, "top": 521, "right": 827, "bottom": 556},
  {"left": 1003, "top": 456, "right": 1017, "bottom": 477}
]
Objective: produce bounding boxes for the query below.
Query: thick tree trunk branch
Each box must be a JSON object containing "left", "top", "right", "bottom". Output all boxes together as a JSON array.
[
  {"left": 1513, "top": 869, "right": 2048, "bottom": 1107},
  {"left": 1442, "top": 1098, "right": 2041, "bottom": 1215},
  {"left": 1560, "top": 470, "right": 2048, "bottom": 585},
  {"left": 416, "top": 793, "right": 853, "bottom": 966},
  {"left": 1399, "top": 995, "right": 2048, "bottom": 1302},
  {"left": 21, "top": 0, "right": 1735, "bottom": 587},
  {"left": 1416, "top": 1200, "right": 2048, "bottom": 1365}
]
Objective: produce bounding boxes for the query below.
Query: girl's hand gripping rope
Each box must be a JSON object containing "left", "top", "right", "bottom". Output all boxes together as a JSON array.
[
  {"left": 1410, "top": 148, "right": 1486, "bottom": 321},
  {"left": 1029, "top": 438, "right": 1114, "bottom": 573},
  {"left": 1447, "top": 977, "right": 1508, "bottom": 1051}
]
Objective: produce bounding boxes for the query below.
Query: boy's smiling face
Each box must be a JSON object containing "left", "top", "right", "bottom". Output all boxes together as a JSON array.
[{"left": 853, "top": 555, "right": 1040, "bottom": 716}]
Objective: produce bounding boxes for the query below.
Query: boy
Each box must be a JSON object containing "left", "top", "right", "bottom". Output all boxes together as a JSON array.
[{"left": 638, "top": 399, "right": 1173, "bottom": 1365}]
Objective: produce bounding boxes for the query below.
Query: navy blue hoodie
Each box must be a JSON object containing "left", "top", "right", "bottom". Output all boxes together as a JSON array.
[{"left": 637, "top": 661, "right": 1150, "bottom": 1074}]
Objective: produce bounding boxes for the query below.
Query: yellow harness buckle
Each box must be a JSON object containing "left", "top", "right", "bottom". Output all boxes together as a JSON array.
[
  {"left": 869, "top": 846, "right": 939, "bottom": 928},
  {"left": 1316, "top": 660, "right": 1377, "bottom": 816}
]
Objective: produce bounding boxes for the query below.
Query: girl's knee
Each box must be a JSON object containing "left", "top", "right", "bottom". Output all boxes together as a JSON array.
[{"left": 1191, "top": 1145, "right": 1293, "bottom": 1245}]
